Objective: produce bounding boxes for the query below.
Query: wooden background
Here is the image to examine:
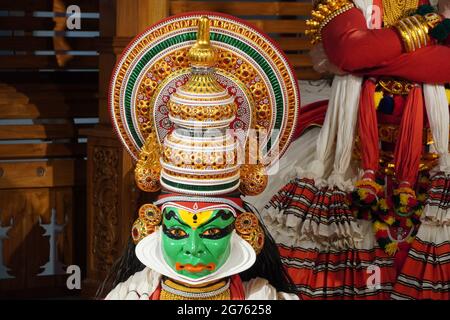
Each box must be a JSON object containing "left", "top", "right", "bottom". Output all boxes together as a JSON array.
[
  {"left": 0, "top": 0, "right": 319, "bottom": 298},
  {"left": 0, "top": 0, "right": 98, "bottom": 298},
  {"left": 170, "top": 0, "right": 318, "bottom": 79}
]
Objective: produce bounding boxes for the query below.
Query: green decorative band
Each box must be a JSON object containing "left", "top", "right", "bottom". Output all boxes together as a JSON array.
[
  {"left": 161, "top": 176, "right": 240, "bottom": 192},
  {"left": 123, "top": 31, "right": 283, "bottom": 151}
]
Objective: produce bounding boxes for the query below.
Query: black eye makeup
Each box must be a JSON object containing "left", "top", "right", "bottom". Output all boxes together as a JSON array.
[
  {"left": 164, "top": 209, "right": 177, "bottom": 221},
  {"left": 216, "top": 209, "right": 234, "bottom": 220},
  {"left": 200, "top": 224, "right": 234, "bottom": 240},
  {"left": 162, "top": 224, "right": 189, "bottom": 240}
]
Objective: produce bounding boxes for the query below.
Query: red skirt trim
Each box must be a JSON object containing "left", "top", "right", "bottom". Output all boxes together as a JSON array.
[
  {"left": 392, "top": 237, "right": 450, "bottom": 300},
  {"left": 278, "top": 244, "right": 397, "bottom": 300}
]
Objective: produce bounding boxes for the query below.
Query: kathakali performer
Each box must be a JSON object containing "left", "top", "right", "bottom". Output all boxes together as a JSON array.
[
  {"left": 99, "top": 14, "right": 302, "bottom": 300},
  {"left": 246, "top": 0, "right": 450, "bottom": 299}
]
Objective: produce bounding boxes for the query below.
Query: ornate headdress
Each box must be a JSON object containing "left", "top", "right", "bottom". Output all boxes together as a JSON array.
[{"left": 109, "top": 13, "right": 300, "bottom": 278}]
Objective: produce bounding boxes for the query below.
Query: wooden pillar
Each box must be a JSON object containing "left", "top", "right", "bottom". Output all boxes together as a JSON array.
[{"left": 82, "top": 0, "right": 169, "bottom": 297}]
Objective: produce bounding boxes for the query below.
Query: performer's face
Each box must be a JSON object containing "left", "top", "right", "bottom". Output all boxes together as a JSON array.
[{"left": 161, "top": 206, "right": 235, "bottom": 279}]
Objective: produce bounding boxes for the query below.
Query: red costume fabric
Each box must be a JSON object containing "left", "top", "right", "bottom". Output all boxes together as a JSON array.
[
  {"left": 278, "top": 244, "right": 396, "bottom": 300},
  {"left": 358, "top": 79, "right": 379, "bottom": 173},
  {"left": 321, "top": 8, "right": 450, "bottom": 84},
  {"left": 276, "top": 0, "right": 450, "bottom": 300},
  {"left": 229, "top": 275, "right": 246, "bottom": 300},
  {"left": 293, "top": 100, "right": 328, "bottom": 140},
  {"left": 392, "top": 237, "right": 450, "bottom": 300},
  {"left": 393, "top": 86, "right": 424, "bottom": 185}
]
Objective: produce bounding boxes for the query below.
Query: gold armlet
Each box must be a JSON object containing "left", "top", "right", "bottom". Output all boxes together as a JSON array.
[
  {"left": 423, "top": 12, "right": 444, "bottom": 30},
  {"left": 395, "top": 13, "right": 443, "bottom": 52},
  {"left": 305, "top": 0, "right": 355, "bottom": 44}
]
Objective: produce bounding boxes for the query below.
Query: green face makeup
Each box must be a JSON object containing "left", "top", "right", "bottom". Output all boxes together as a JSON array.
[{"left": 161, "top": 206, "right": 235, "bottom": 279}]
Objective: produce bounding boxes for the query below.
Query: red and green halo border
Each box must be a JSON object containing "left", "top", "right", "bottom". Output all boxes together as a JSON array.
[{"left": 109, "top": 11, "right": 301, "bottom": 167}]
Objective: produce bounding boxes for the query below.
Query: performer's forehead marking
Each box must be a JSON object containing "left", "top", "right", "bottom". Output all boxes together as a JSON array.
[
  {"left": 162, "top": 202, "right": 235, "bottom": 229},
  {"left": 178, "top": 209, "right": 215, "bottom": 229}
]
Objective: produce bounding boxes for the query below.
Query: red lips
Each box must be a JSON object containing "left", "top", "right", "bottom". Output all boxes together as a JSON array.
[{"left": 175, "top": 262, "right": 216, "bottom": 273}]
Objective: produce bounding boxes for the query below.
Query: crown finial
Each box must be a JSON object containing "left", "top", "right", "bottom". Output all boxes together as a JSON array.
[{"left": 187, "top": 16, "right": 217, "bottom": 67}]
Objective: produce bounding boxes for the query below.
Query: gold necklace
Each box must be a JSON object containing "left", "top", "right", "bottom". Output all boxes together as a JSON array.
[
  {"left": 382, "top": 0, "right": 419, "bottom": 26},
  {"left": 159, "top": 278, "right": 231, "bottom": 300}
]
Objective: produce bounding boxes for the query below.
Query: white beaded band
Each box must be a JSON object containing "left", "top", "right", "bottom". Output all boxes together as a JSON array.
[{"left": 154, "top": 195, "right": 245, "bottom": 212}]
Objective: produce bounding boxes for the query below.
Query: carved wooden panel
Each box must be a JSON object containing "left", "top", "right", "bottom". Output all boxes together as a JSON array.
[
  {"left": 0, "top": 187, "right": 80, "bottom": 298},
  {"left": 83, "top": 128, "right": 140, "bottom": 295},
  {"left": 92, "top": 146, "right": 120, "bottom": 273}
]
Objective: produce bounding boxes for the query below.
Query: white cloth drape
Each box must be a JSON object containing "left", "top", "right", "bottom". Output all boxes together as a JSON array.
[
  {"left": 305, "top": 0, "right": 374, "bottom": 190},
  {"left": 423, "top": 84, "right": 450, "bottom": 173}
]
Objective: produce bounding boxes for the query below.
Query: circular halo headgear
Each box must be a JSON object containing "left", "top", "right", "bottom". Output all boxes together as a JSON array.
[{"left": 109, "top": 13, "right": 301, "bottom": 255}]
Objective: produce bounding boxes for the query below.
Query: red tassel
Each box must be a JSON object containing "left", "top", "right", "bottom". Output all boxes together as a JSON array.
[
  {"left": 358, "top": 79, "right": 379, "bottom": 172},
  {"left": 393, "top": 86, "right": 424, "bottom": 186}
]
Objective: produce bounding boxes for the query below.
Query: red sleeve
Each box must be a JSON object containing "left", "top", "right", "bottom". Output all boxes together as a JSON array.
[
  {"left": 354, "top": 46, "right": 450, "bottom": 84},
  {"left": 321, "top": 8, "right": 404, "bottom": 72},
  {"left": 321, "top": 8, "right": 450, "bottom": 84}
]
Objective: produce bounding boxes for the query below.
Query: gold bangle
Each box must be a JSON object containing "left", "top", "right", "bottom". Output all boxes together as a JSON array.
[
  {"left": 403, "top": 17, "right": 422, "bottom": 49},
  {"left": 395, "top": 23, "right": 411, "bottom": 52},
  {"left": 395, "top": 12, "right": 440, "bottom": 52},
  {"left": 404, "top": 19, "right": 421, "bottom": 50},
  {"left": 396, "top": 21, "right": 414, "bottom": 52},
  {"left": 412, "top": 14, "right": 429, "bottom": 33},
  {"left": 410, "top": 15, "right": 430, "bottom": 47},
  {"left": 400, "top": 20, "right": 416, "bottom": 51}
]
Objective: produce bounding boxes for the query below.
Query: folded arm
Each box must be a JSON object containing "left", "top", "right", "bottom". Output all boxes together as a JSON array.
[{"left": 321, "top": 8, "right": 450, "bottom": 84}]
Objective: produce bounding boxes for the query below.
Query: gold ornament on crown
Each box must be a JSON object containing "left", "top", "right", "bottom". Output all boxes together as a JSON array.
[
  {"left": 166, "top": 16, "right": 235, "bottom": 129},
  {"left": 162, "top": 145, "right": 236, "bottom": 170},
  {"left": 157, "top": 16, "right": 267, "bottom": 196},
  {"left": 187, "top": 18, "right": 218, "bottom": 68},
  {"left": 239, "top": 163, "right": 268, "bottom": 196},
  {"left": 136, "top": 50, "right": 269, "bottom": 138},
  {"left": 111, "top": 14, "right": 298, "bottom": 162},
  {"left": 135, "top": 131, "right": 161, "bottom": 192},
  {"left": 134, "top": 16, "right": 271, "bottom": 197},
  {"left": 168, "top": 100, "right": 237, "bottom": 123}
]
